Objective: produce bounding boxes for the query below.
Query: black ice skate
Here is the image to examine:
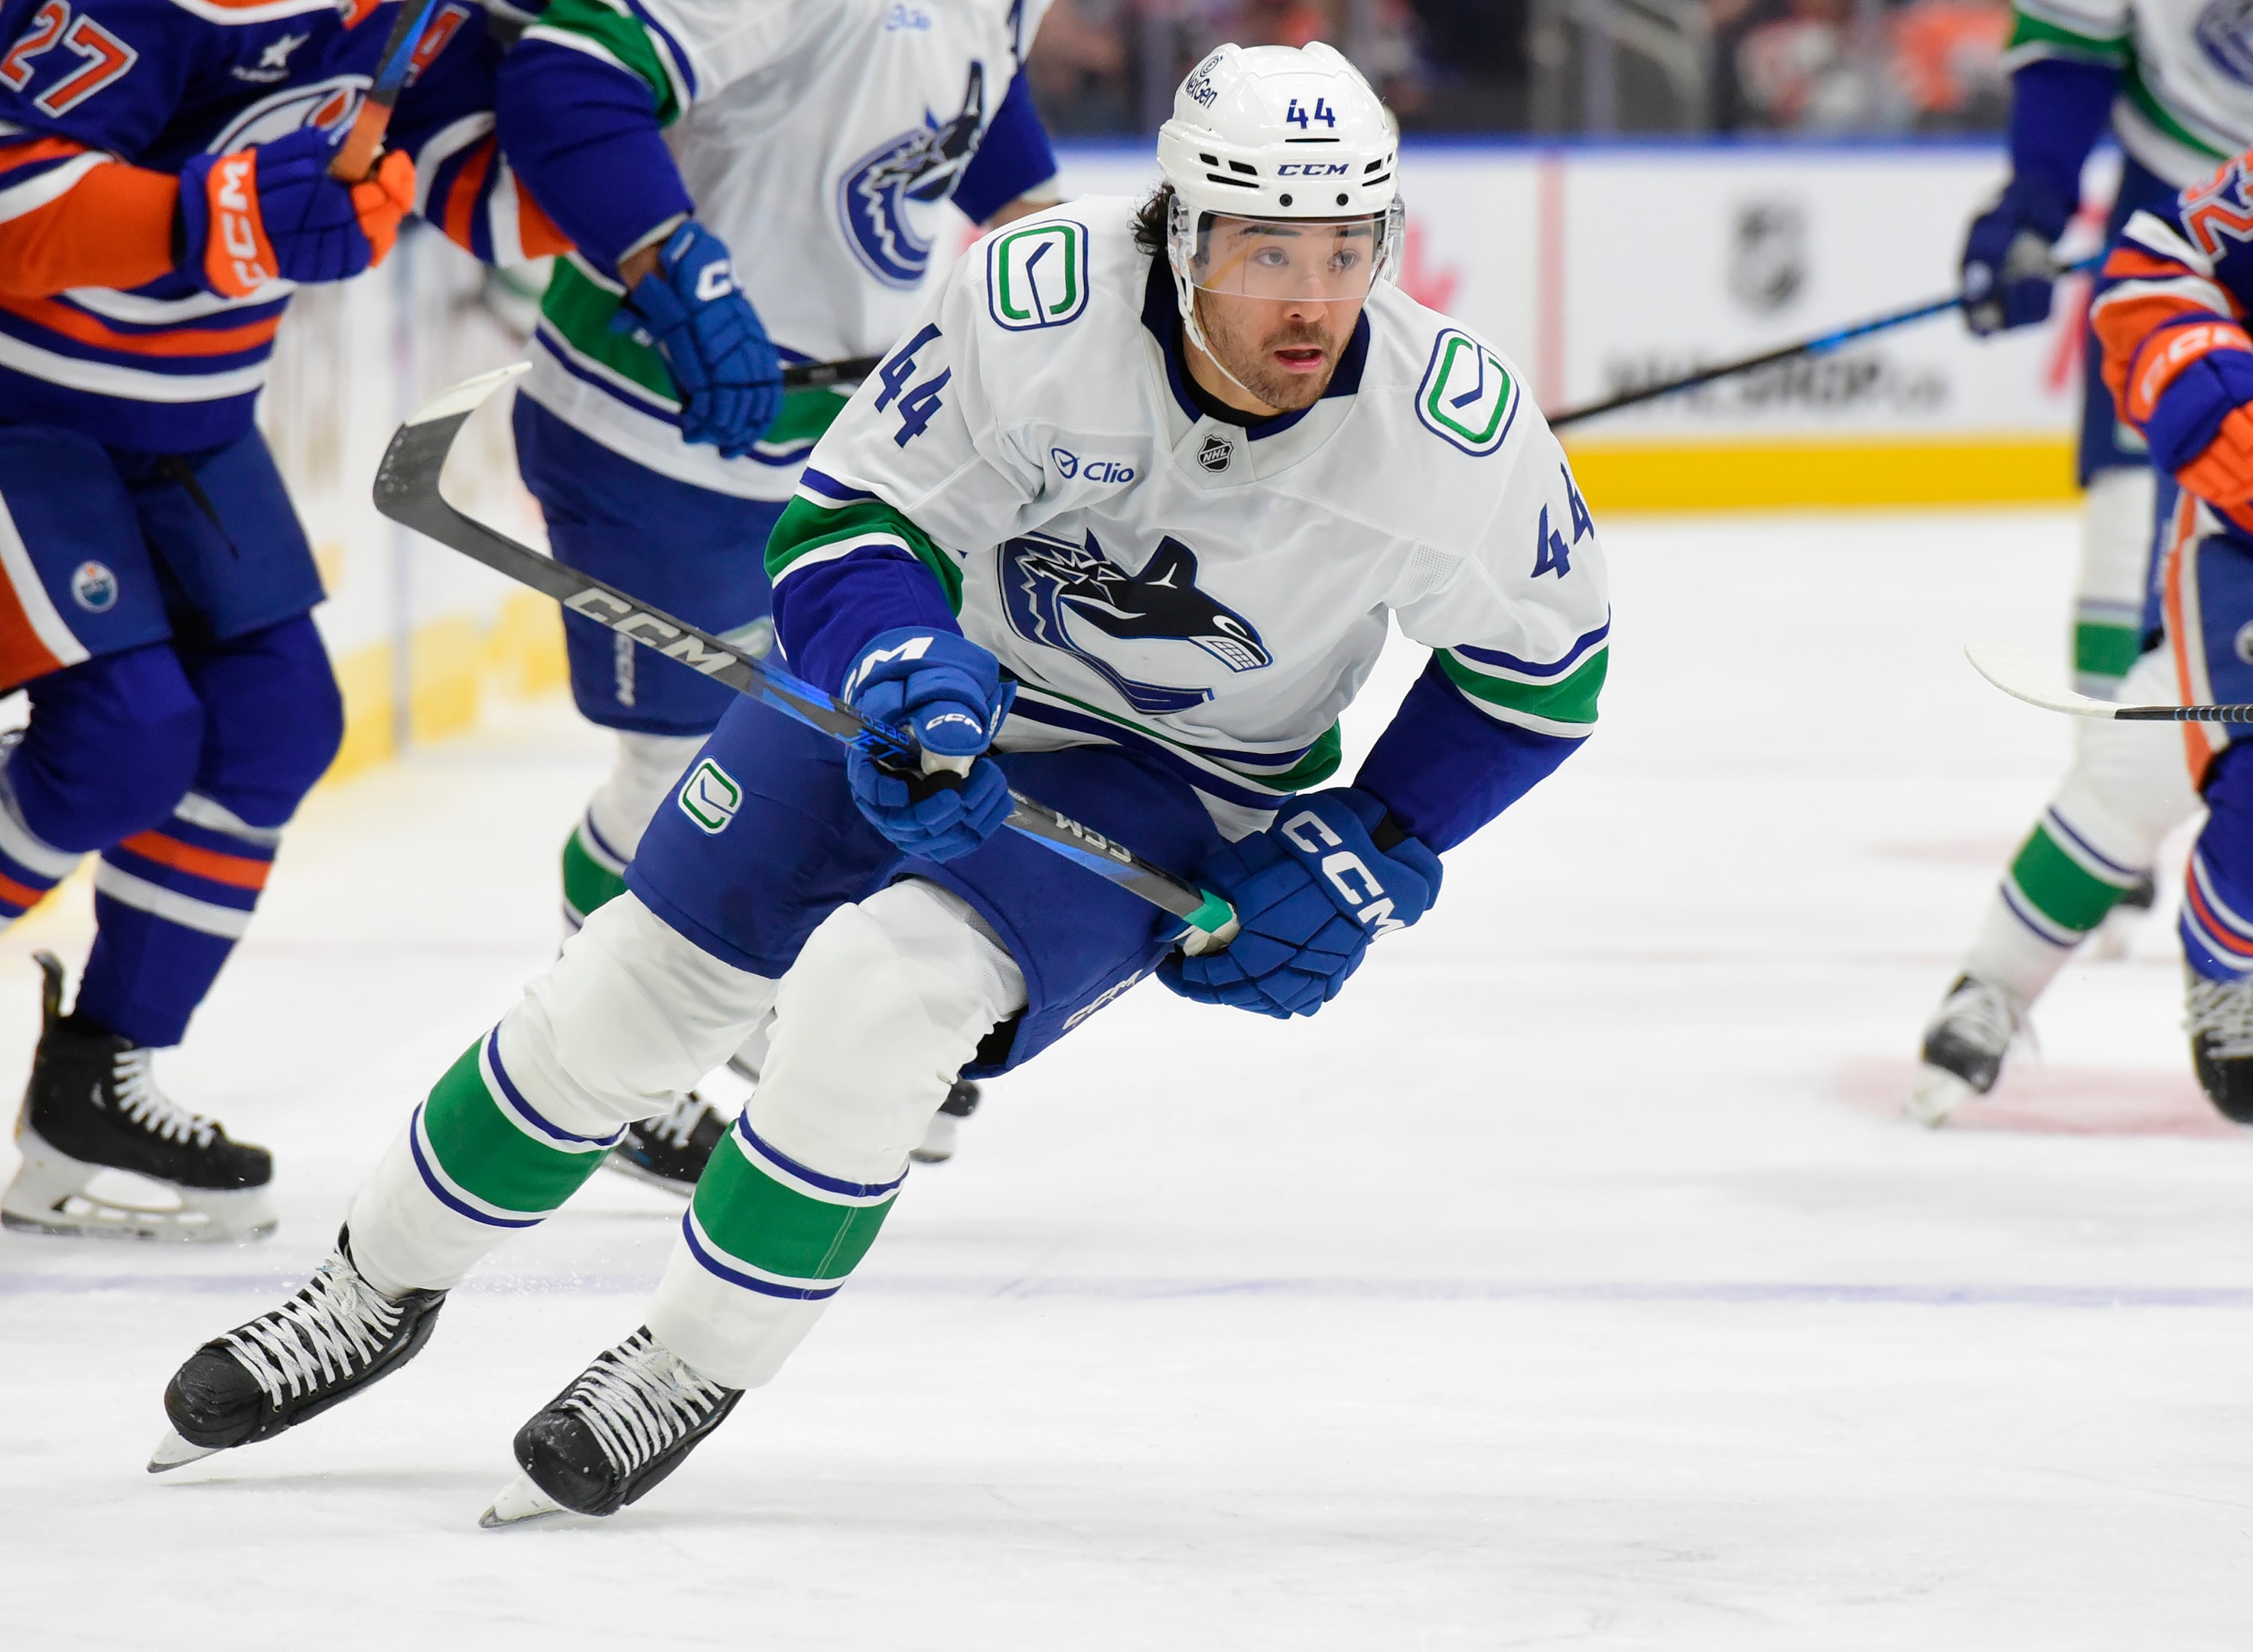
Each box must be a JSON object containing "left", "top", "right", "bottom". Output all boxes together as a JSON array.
[
  {"left": 604, "top": 1091, "right": 727, "bottom": 1194},
  {"left": 2186, "top": 969, "right": 2253, "bottom": 1124},
  {"left": 910, "top": 1078, "right": 982, "bottom": 1165},
  {"left": 2, "top": 952, "right": 275, "bottom": 1241},
  {"left": 1907, "top": 974, "right": 2025, "bottom": 1128},
  {"left": 480, "top": 1326, "right": 741, "bottom": 1527},
  {"left": 150, "top": 1225, "right": 447, "bottom": 1472}
]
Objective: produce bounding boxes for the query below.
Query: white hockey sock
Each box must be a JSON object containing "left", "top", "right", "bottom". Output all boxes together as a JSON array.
[{"left": 646, "top": 880, "right": 1027, "bottom": 1388}]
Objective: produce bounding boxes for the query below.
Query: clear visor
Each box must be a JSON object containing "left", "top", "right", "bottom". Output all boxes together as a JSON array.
[{"left": 1180, "top": 206, "right": 1398, "bottom": 302}]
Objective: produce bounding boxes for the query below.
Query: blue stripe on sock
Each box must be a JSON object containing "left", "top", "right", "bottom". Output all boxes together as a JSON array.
[
  {"left": 679, "top": 1211, "right": 843, "bottom": 1299},
  {"left": 482, "top": 1028, "right": 621, "bottom": 1147},
  {"left": 732, "top": 1112, "right": 905, "bottom": 1199},
  {"left": 407, "top": 1106, "right": 544, "bottom": 1230}
]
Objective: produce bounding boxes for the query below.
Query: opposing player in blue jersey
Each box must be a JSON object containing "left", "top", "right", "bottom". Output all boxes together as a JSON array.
[
  {"left": 0, "top": 0, "right": 563, "bottom": 1241},
  {"left": 493, "top": 0, "right": 1060, "bottom": 1185}
]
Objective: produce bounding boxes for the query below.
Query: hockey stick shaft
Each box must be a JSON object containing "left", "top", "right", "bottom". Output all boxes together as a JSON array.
[
  {"left": 331, "top": 0, "right": 448, "bottom": 182},
  {"left": 1548, "top": 255, "right": 2101, "bottom": 430},
  {"left": 372, "top": 365, "right": 1239, "bottom": 949}
]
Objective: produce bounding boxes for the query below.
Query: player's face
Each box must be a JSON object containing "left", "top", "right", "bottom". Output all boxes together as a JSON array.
[{"left": 1190, "top": 214, "right": 1380, "bottom": 411}]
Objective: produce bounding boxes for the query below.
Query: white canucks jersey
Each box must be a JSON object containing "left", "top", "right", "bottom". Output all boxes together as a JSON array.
[
  {"left": 2013, "top": 0, "right": 2253, "bottom": 184},
  {"left": 769, "top": 198, "right": 1611, "bottom": 835},
  {"left": 521, "top": 0, "right": 1053, "bottom": 499}
]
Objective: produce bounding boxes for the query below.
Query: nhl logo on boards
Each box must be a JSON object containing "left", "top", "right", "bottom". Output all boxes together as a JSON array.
[
  {"left": 70, "top": 561, "right": 117, "bottom": 613},
  {"left": 1197, "top": 434, "right": 1235, "bottom": 473}
]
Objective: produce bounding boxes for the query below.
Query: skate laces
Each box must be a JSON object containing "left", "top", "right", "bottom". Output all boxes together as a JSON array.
[
  {"left": 1933, "top": 977, "right": 2024, "bottom": 1059},
  {"left": 111, "top": 1046, "right": 217, "bottom": 1149},
  {"left": 220, "top": 1251, "right": 404, "bottom": 1404},
  {"left": 2187, "top": 973, "right": 2253, "bottom": 1057},
  {"left": 648, "top": 1092, "right": 713, "bottom": 1150},
  {"left": 562, "top": 1328, "right": 732, "bottom": 1475}
]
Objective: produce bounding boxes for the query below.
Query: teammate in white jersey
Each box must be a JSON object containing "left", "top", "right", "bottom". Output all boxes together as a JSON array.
[
  {"left": 494, "top": 0, "right": 1062, "bottom": 1182},
  {"left": 1910, "top": 0, "right": 2253, "bottom": 1120},
  {"left": 151, "top": 44, "right": 1609, "bottom": 1525}
]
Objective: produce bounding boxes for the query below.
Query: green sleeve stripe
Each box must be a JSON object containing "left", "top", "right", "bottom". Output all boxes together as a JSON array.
[
  {"left": 766, "top": 495, "right": 964, "bottom": 612},
  {"left": 2006, "top": 9, "right": 2131, "bottom": 65},
  {"left": 2124, "top": 67, "right": 2229, "bottom": 161},
  {"left": 1264, "top": 723, "right": 1343, "bottom": 792},
  {"left": 1437, "top": 646, "right": 1606, "bottom": 726},
  {"left": 526, "top": 0, "right": 683, "bottom": 123}
]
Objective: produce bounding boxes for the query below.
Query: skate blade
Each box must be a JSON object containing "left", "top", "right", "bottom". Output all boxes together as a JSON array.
[
  {"left": 1905, "top": 1065, "right": 1977, "bottom": 1129},
  {"left": 2, "top": 1134, "right": 277, "bottom": 1244},
  {"left": 479, "top": 1473, "right": 568, "bottom": 1529},
  {"left": 147, "top": 1429, "right": 222, "bottom": 1474}
]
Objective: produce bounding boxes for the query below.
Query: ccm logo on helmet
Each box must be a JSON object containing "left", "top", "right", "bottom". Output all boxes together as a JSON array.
[
  {"left": 1281, "top": 808, "right": 1405, "bottom": 935},
  {"left": 1275, "top": 163, "right": 1351, "bottom": 176}
]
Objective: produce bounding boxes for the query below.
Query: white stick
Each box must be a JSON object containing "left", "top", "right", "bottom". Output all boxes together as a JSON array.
[{"left": 1964, "top": 641, "right": 2253, "bottom": 725}]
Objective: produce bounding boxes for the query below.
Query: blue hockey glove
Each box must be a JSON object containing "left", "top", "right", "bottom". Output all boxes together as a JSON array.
[
  {"left": 1161, "top": 789, "right": 1441, "bottom": 1019},
  {"left": 613, "top": 220, "right": 782, "bottom": 459},
  {"left": 842, "top": 627, "right": 1017, "bottom": 862},
  {"left": 177, "top": 128, "right": 415, "bottom": 298},
  {"left": 1961, "top": 174, "right": 2072, "bottom": 337}
]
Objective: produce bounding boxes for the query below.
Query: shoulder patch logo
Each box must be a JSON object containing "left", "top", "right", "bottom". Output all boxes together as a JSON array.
[
  {"left": 1415, "top": 329, "right": 1519, "bottom": 457},
  {"left": 988, "top": 220, "right": 1089, "bottom": 331},
  {"left": 678, "top": 759, "right": 743, "bottom": 835}
]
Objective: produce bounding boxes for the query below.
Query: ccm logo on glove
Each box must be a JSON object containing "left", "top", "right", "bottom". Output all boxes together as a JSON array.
[{"left": 1279, "top": 808, "right": 1404, "bottom": 934}]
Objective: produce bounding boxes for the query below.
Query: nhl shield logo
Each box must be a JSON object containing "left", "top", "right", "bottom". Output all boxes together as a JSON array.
[
  {"left": 1196, "top": 434, "right": 1235, "bottom": 473},
  {"left": 70, "top": 561, "right": 117, "bottom": 613}
]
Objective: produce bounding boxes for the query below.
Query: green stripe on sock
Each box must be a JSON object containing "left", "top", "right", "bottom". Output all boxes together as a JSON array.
[
  {"left": 421, "top": 1041, "right": 610, "bottom": 1218},
  {"left": 562, "top": 824, "right": 629, "bottom": 926},
  {"left": 692, "top": 1134, "right": 897, "bottom": 1283},
  {"left": 2009, "top": 825, "right": 2131, "bottom": 935},
  {"left": 2073, "top": 622, "right": 2141, "bottom": 684}
]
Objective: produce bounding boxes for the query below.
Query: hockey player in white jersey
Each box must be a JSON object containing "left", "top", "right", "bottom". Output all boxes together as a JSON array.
[
  {"left": 495, "top": 0, "right": 1062, "bottom": 1182},
  {"left": 151, "top": 44, "right": 1610, "bottom": 1524}
]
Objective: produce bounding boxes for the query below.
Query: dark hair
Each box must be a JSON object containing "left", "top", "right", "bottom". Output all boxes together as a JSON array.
[{"left": 1132, "top": 184, "right": 1174, "bottom": 258}]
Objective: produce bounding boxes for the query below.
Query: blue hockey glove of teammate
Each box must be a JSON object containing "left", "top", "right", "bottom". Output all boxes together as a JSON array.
[
  {"left": 1961, "top": 174, "right": 2072, "bottom": 336},
  {"left": 1161, "top": 788, "right": 1441, "bottom": 1019},
  {"left": 614, "top": 220, "right": 783, "bottom": 460},
  {"left": 177, "top": 128, "right": 415, "bottom": 298},
  {"left": 842, "top": 626, "right": 1017, "bottom": 862}
]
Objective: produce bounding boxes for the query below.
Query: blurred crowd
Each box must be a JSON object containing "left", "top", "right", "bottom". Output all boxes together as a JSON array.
[{"left": 1024, "top": 0, "right": 2014, "bottom": 135}]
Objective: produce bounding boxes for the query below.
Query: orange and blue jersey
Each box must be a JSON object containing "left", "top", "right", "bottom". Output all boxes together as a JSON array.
[{"left": 0, "top": 0, "right": 566, "bottom": 451}]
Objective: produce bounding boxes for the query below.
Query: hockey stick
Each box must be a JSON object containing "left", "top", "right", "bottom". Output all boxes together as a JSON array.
[
  {"left": 782, "top": 355, "right": 878, "bottom": 391},
  {"left": 372, "top": 363, "right": 1241, "bottom": 951},
  {"left": 331, "top": 0, "right": 450, "bottom": 182},
  {"left": 1548, "top": 255, "right": 2102, "bottom": 431},
  {"left": 1966, "top": 642, "right": 2253, "bottom": 724}
]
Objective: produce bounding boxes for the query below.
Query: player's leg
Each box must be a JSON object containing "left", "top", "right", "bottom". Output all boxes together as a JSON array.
[
  {"left": 513, "top": 394, "right": 793, "bottom": 1186},
  {"left": 1908, "top": 473, "right": 2200, "bottom": 1124},
  {"left": 2164, "top": 522, "right": 2253, "bottom": 1117},
  {"left": 2069, "top": 154, "right": 2179, "bottom": 697},
  {"left": 489, "top": 743, "right": 1223, "bottom": 1522},
  {"left": 0, "top": 427, "right": 294, "bottom": 1240},
  {"left": 154, "top": 696, "right": 898, "bottom": 1464}
]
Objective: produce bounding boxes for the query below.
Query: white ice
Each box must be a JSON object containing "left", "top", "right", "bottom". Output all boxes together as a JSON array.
[{"left": 5, "top": 509, "right": 2251, "bottom": 1648}]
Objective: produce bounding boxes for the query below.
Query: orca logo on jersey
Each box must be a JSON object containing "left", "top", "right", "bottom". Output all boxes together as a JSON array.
[
  {"left": 999, "top": 528, "right": 1270, "bottom": 715},
  {"left": 838, "top": 61, "right": 989, "bottom": 289}
]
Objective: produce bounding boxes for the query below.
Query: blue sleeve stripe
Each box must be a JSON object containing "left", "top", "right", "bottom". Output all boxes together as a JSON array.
[
  {"left": 797, "top": 467, "right": 877, "bottom": 505},
  {"left": 1452, "top": 617, "right": 1610, "bottom": 678},
  {"left": 620, "top": 0, "right": 698, "bottom": 101}
]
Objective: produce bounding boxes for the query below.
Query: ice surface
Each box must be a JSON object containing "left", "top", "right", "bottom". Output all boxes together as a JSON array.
[{"left": 5, "top": 510, "right": 2251, "bottom": 1647}]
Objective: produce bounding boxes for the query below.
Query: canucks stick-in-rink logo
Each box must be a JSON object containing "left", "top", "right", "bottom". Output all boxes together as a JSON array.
[
  {"left": 2200, "top": 0, "right": 2253, "bottom": 84},
  {"left": 1000, "top": 530, "right": 1271, "bottom": 714},
  {"left": 838, "top": 63, "right": 988, "bottom": 288}
]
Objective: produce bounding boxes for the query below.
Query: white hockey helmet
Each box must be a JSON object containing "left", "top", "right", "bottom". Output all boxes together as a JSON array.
[{"left": 1154, "top": 43, "right": 1403, "bottom": 369}]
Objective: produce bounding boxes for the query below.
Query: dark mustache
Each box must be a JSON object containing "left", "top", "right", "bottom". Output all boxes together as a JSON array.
[{"left": 1262, "top": 327, "right": 1333, "bottom": 352}]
